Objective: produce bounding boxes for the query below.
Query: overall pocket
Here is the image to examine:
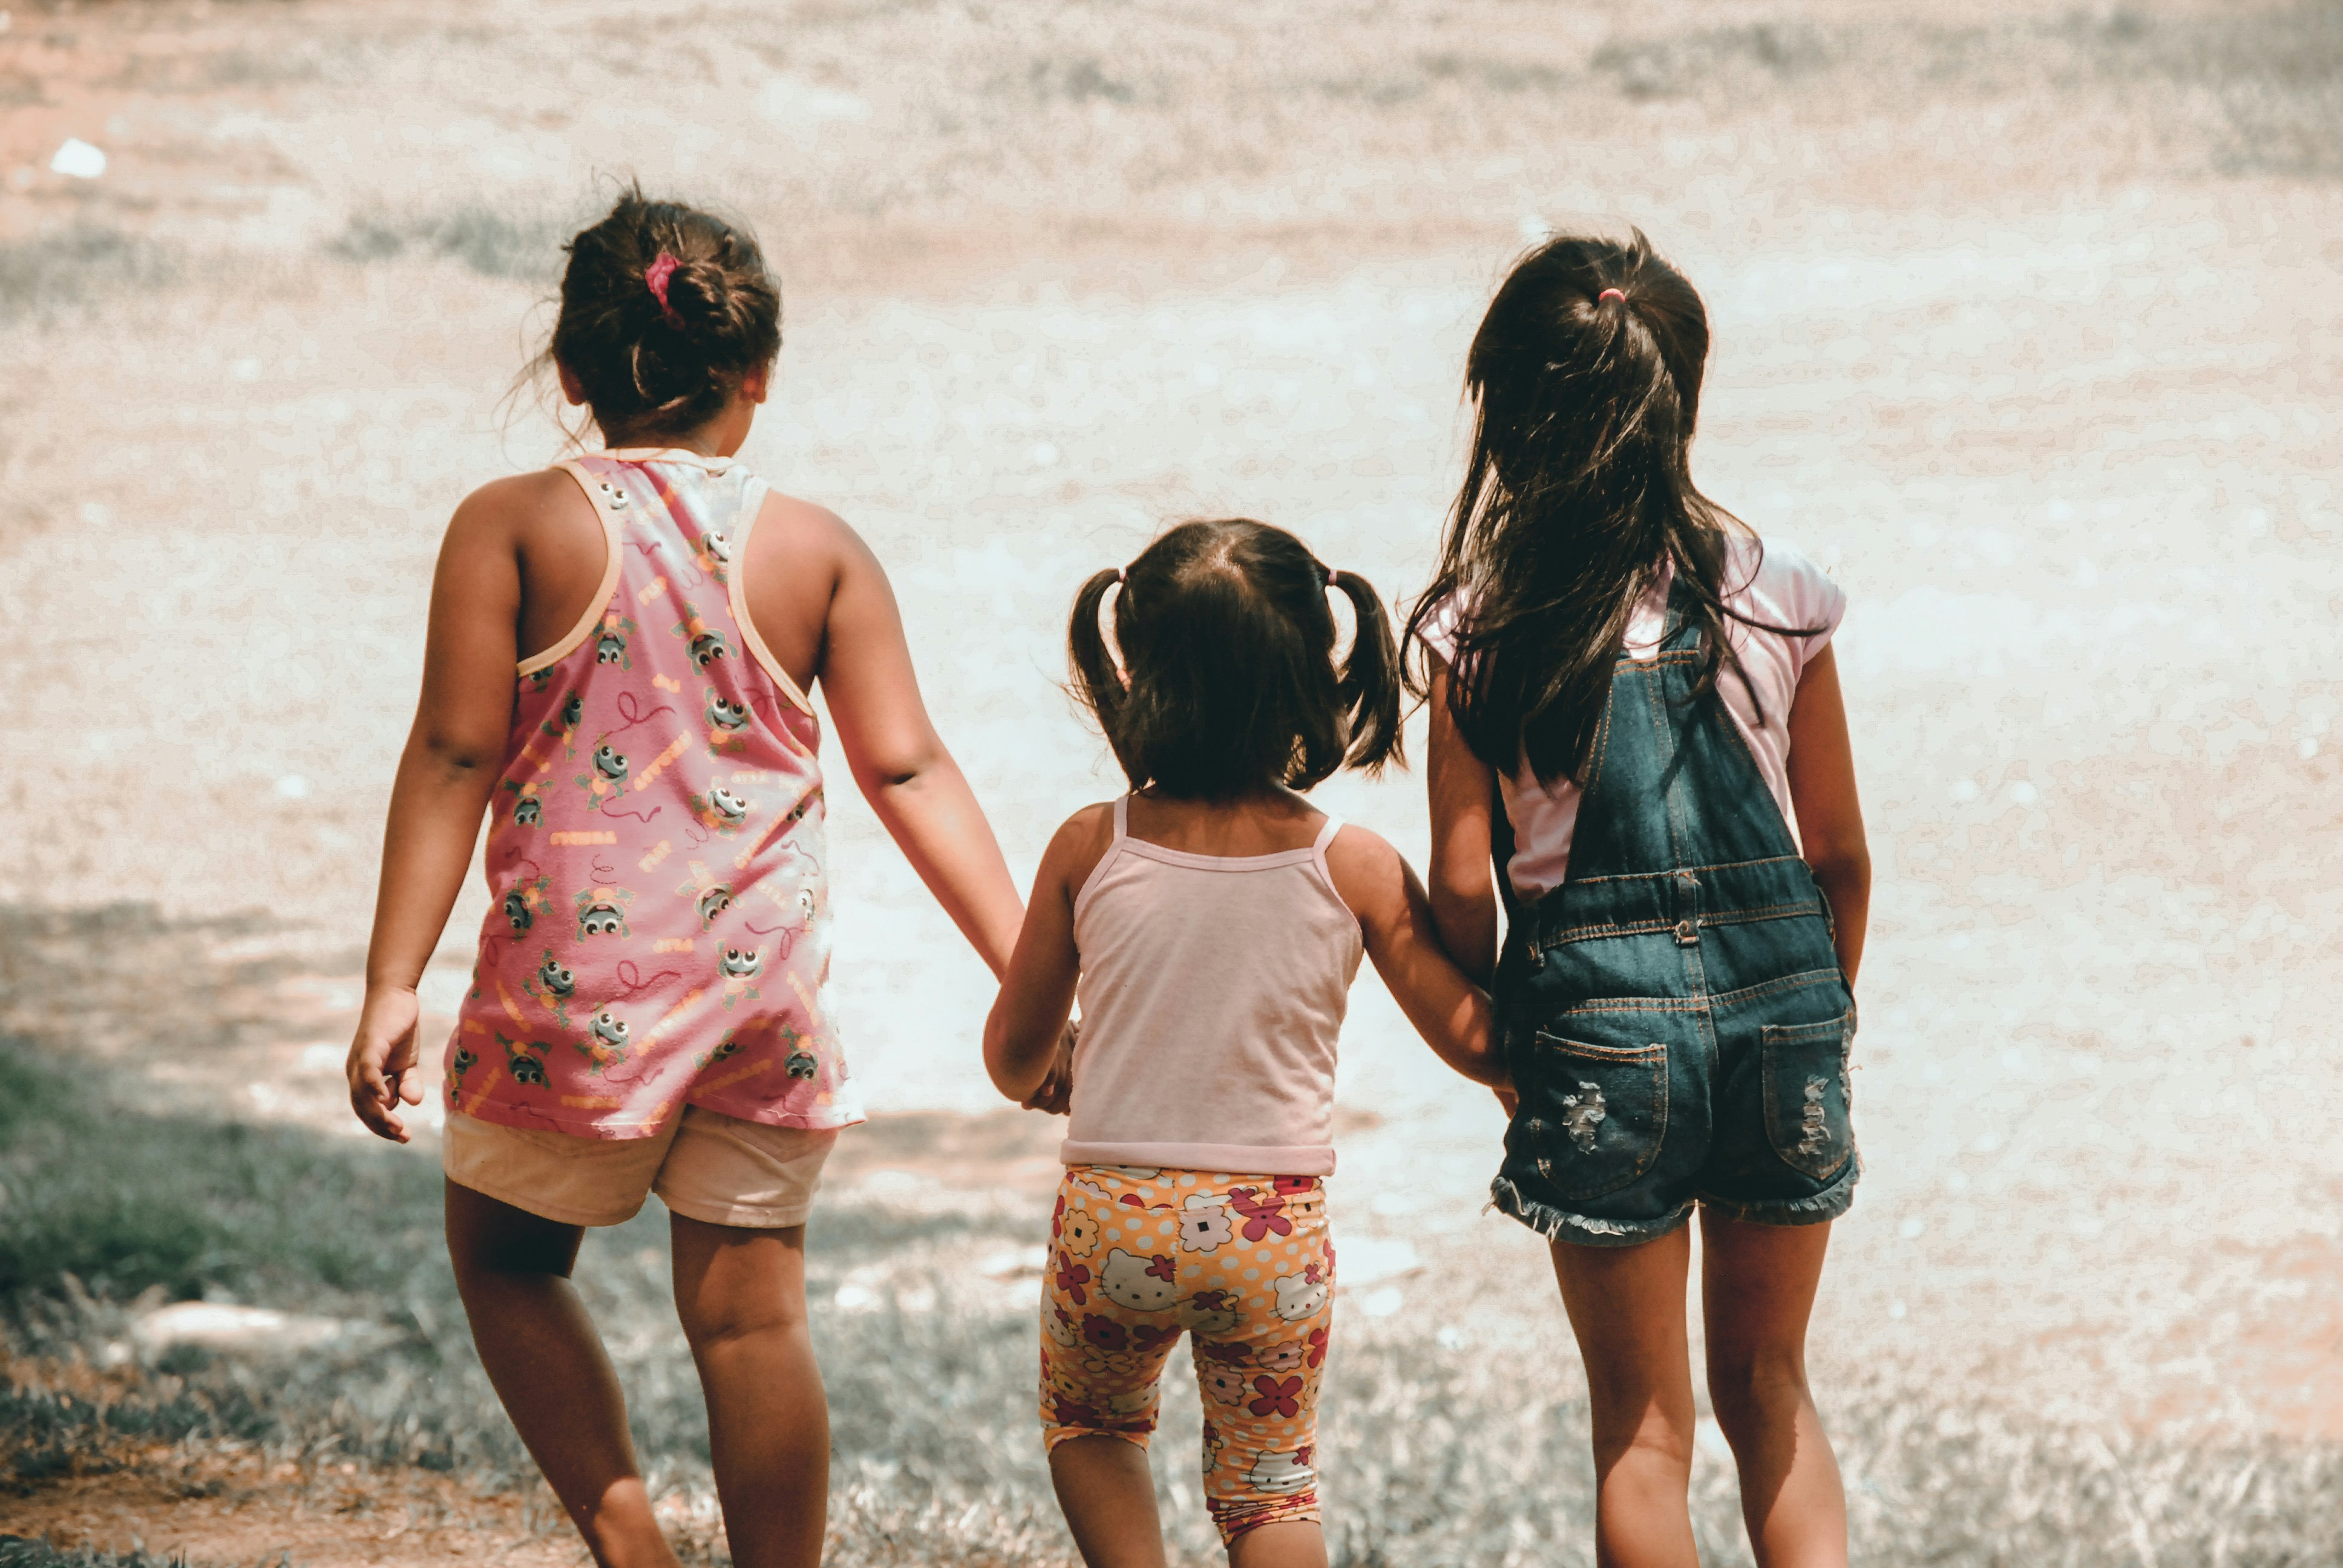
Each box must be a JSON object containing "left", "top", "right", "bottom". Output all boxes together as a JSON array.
[
  {"left": 1518, "top": 1032, "right": 1668, "bottom": 1201},
  {"left": 1759, "top": 1013, "right": 1855, "bottom": 1181}
]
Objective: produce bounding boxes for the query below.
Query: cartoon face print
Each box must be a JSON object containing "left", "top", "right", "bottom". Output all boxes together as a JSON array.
[
  {"left": 575, "top": 742, "right": 629, "bottom": 809},
  {"left": 672, "top": 603, "right": 733, "bottom": 668},
  {"left": 719, "top": 945, "right": 763, "bottom": 1011},
  {"left": 444, "top": 1045, "right": 477, "bottom": 1103},
  {"left": 690, "top": 782, "right": 755, "bottom": 836},
  {"left": 1097, "top": 1249, "right": 1179, "bottom": 1314},
  {"left": 1272, "top": 1267, "right": 1330, "bottom": 1324},
  {"left": 539, "top": 690, "right": 586, "bottom": 757},
  {"left": 1245, "top": 1448, "right": 1316, "bottom": 1496},
  {"left": 502, "top": 778, "right": 545, "bottom": 828},
  {"left": 595, "top": 611, "right": 635, "bottom": 670},
  {"left": 1181, "top": 1290, "right": 1240, "bottom": 1335},
  {"left": 675, "top": 861, "right": 733, "bottom": 929},
  {"left": 502, "top": 876, "right": 551, "bottom": 935},
  {"left": 1179, "top": 1194, "right": 1234, "bottom": 1253},
  {"left": 574, "top": 884, "right": 635, "bottom": 939},
  {"left": 575, "top": 1005, "right": 631, "bottom": 1075},
  {"left": 704, "top": 691, "right": 753, "bottom": 755},
  {"left": 523, "top": 949, "right": 578, "bottom": 1027},
  {"left": 692, "top": 529, "right": 730, "bottom": 586},
  {"left": 494, "top": 1030, "right": 550, "bottom": 1089},
  {"left": 692, "top": 1030, "right": 742, "bottom": 1073},
  {"left": 537, "top": 955, "right": 576, "bottom": 999},
  {"left": 785, "top": 1048, "right": 818, "bottom": 1080}
]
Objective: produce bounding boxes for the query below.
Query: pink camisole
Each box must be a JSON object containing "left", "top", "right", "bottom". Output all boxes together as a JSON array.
[
  {"left": 444, "top": 449, "right": 861, "bottom": 1138},
  {"left": 1061, "top": 798, "right": 1364, "bottom": 1176}
]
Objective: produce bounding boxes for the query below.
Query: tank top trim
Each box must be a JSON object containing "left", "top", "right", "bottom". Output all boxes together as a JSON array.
[
  {"left": 1073, "top": 798, "right": 1346, "bottom": 924},
  {"left": 516, "top": 463, "right": 627, "bottom": 678},
  {"left": 721, "top": 475, "right": 816, "bottom": 719}
]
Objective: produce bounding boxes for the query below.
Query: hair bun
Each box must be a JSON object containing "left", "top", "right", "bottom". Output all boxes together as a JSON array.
[{"left": 546, "top": 186, "right": 784, "bottom": 440}]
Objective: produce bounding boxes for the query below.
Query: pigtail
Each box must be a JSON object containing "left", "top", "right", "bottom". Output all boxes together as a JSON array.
[
  {"left": 1067, "top": 569, "right": 1136, "bottom": 782},
  {"left": 1328, "top": 569, "right": 1404, "bottom": 775}
]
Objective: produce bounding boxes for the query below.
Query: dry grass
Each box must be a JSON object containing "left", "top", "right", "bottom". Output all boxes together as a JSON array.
[{"left": 6, "top": 1033, "right": 2343, "bottom": 1566}]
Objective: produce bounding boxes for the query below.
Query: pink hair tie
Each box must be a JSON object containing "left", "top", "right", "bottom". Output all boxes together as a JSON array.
[
  {"left": 1598, "top": 288, "right": 1626, "bottom": 305},
  {"left": 1113, "top": 566, "right": 1127, "bottom": 584},
  {"left": 644, "top": 251, "right": 683, "bottom": 326}
]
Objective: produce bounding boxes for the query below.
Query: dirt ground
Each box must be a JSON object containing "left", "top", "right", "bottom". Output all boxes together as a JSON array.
[{"left": 4, "top": 0, "right": 2343, "bottom": 1557}]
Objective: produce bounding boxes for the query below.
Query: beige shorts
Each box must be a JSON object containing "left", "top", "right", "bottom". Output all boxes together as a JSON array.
[{"left": 443, "top": 1107, "right": 840, "bottom": 1229}]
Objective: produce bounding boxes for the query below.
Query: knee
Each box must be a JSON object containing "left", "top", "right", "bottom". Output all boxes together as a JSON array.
[
  {"left": 1706, "top": 1347, "right": 1812, "bottom": 1427},
  {"left": 677, "top": 1288, "right": 805, "bottom": 1354}
]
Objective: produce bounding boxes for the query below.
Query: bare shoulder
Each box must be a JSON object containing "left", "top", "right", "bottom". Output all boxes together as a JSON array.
[
  {"left": 449, "top": 469, "right": 576, "bottom": 538},
  {"left": 1044, "top": 800, "right": 1122, "bottom": 899},
  {"left": 1322, "top": 822, "right": 1406, "bottom": 920},
  {"left": 751, "top": 488, "right": 865, "bottom": 565}
]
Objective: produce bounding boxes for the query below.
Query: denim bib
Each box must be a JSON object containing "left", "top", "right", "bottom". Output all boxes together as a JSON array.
[{"left": 1489, "top": 590, "right": 1859, "bottom": 1246}]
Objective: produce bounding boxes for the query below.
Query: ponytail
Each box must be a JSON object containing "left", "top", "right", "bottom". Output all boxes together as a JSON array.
[
  {"left": 1327, "top": 567, "right": 1403, "bottom": 775},
  {"left": 1066, "top": 567, "right": 1132, "bottom": 776}
]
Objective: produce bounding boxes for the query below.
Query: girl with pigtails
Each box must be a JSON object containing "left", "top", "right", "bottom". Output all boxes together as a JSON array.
[
  {"left": 985, "top": 519, "right": 1509, "bottom": 1567},
  {"left": 346, "top": 189, "right": 1031, "bottom": 1568},
  {"left": 1411, "top": 232, "right": 1872, "bottom": 1566}
]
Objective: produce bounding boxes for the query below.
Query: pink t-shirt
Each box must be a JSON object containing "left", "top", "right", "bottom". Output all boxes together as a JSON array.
[{"left": 1423, "top": 535, "right": 1845, "bottom": 900}]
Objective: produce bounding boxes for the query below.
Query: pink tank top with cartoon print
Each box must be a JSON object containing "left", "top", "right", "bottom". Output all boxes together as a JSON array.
[{"left": 444, "top": 448, "right": 860, "bottom": 1139}]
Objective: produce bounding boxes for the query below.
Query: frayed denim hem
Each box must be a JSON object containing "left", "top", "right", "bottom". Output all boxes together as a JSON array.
[
  {"left": 1488, "top": 1177, "right": 1696, "bottom": 1250},
  {"left": 1697, "top": 1154, "right": 1861, "bottom": 1229}
]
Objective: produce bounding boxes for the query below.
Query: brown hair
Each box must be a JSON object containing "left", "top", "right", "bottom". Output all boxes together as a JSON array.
[
  {"left": 543, "top": 186, "right": 782, "bottom": 442},
  {"left": 1404, "top": 229, "right": 1814, "bottom": 784},
  {"left": 1069, "top": 518, "right": 1403, "bottom": 800}
]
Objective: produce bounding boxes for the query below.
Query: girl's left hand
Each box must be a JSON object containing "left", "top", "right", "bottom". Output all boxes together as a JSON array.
[{"left": 349, "top": 985, "right": 425, "bottom": 1143}]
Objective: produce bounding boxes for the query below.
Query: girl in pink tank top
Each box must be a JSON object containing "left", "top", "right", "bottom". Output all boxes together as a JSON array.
[
  {"left": 983, "top": 518, "right": 1509, "bottom": 1566},
  {"left": 344, "top": 189, "right": 1026, "bottom": 1568}
]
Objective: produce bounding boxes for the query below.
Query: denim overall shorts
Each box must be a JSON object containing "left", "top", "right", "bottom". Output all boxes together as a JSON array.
[{"left": 1489, "top": 596, "right": 1858, "bottom": 1247}]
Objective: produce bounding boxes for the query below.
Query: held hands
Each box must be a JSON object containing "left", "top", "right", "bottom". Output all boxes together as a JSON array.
[
  {"left": 348, "top": 984, "right": 425, "bottom": 1143},
  {"left": 1020, "top": 1018, "right": 1078, "bottom": 1116}
]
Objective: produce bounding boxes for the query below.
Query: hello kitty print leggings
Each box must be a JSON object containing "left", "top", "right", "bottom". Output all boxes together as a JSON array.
[{"left": 1040, "top": 1165, "right": 1335, "bottom": 1542}]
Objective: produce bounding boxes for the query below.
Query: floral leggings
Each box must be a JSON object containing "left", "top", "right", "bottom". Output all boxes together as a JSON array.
[{"left": 1040, "top": 1165, "right": 1336, "bottom": 1543}]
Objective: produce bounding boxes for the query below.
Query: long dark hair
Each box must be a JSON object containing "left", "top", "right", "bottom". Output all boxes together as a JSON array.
[
  {"left": 1404, "top": 229, "right": 1807, "bottom": 785},
  {"left": 1069, "top": 518, "right": 1403, "bottom": 800},
  {"left": 539, "top": 186, "right": 782, "bottom": 443}
]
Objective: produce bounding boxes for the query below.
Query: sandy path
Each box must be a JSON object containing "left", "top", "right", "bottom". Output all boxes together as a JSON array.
[{"left": 4, "top": 1, "right": 2341, "bottom": 1513}]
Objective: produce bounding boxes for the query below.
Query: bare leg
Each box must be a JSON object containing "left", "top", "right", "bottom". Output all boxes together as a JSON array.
[
  {"left": 1549, "top": 1224, "right": 1700, "bottom": 1568},
  {"left": 444, "top": 1180, "right": 679, "bottom": 1568},
  {"left": 1227, "top": 1520, "right": 1328, "bottom": 1568},
  {"left": 669, "top": 1214, "right": 828, "bottom": 1568},
  {"left": 1699, "top": 1212, "right": 1847, "bottom": 1568},
  {"left": 1049, "top": 1436, "right": 1168, "bottom": 1568}
]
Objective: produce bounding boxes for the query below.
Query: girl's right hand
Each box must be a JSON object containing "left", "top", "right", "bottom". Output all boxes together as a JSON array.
[{"left": 348, "top": 985, "right": 425, "bottom": 1143}]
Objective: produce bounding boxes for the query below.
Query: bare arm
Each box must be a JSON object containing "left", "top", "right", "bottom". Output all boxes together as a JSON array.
[
  {"left": 982, "top": 808, "right": 1109, "bottom": 1102},
  {"left": 1784, "top": 645, "right": 1870, "bottom": 984},
  {"left": 347, "top": 488, "right": 523, "bottom": 1143},
  {"left": 1326, "top": 825, "right": 1507, "bottom": 1088},
  {"left": 1424, "top": 662, "right": 1502, "bottom": 987},
  {"left": 816, "top": 525, "right": 1024, "bottom": 979}
]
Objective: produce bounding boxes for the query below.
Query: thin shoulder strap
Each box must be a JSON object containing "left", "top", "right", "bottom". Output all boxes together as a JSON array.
[
  {"left": 1309, "top": 813, "right": 1357, "bottom": 923},
  {"left": 1072, "top": 797, "right": 1135, "bottom": 927}
]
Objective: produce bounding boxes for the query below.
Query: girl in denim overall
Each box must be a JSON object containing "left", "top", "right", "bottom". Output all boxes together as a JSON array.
[{"left": 1410, "top": 233, "right": 1872, "bottom": 1567}]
